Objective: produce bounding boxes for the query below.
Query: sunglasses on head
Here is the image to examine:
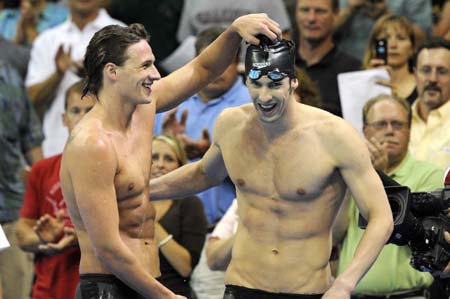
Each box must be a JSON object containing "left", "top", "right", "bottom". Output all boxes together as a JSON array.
[{"left": 248, "top": 68, "right": 287, "bottom": 81}]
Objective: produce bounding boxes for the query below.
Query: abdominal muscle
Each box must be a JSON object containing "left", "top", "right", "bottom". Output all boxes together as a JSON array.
[
  {"left": 224, "top": 196, "right": 335, "bottom": 294},
  {"left": 76, "top": 196, "right": 161, "bottom": 277}
]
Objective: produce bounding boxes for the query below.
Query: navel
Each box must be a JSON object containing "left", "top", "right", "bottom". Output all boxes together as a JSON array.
[
  {"left": 236, "top": 178, "right": 246, "bottom": 187},
  {"left": 272, "top": 248, "right": 279, "bottom": 255},
  {"left": 128, "top": 183, "right": 134, "bottom": 192},
  {"left": 296, "top": 188, "right": 306, "bottom": 196}
]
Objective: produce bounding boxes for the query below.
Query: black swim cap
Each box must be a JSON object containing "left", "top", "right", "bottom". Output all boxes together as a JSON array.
[{"left": 245, "top": 35, "right": 296, "bottom": 81}]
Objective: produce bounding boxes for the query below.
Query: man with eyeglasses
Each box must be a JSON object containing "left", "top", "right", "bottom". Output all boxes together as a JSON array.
[
  {"left": 409, "top": 37, "right": 450, "bottom": 171},
  {"left": 151, "top": 36, "right": 393, "bottom": 299},
  {"left": 335, "top": 94, "right": 443, "bottom": 299}
]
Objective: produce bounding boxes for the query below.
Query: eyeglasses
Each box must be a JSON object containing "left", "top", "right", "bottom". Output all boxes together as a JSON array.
[
  {"left": 248, "top": 68, "right": 287, "bottom": 81},
  {"left": 366, "top": 120, "right": 408, "bottom": 131}
]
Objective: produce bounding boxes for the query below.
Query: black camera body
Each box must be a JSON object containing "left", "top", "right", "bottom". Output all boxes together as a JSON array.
[{"left": 359, "top": 185, "right": 450, "bottom": 272}]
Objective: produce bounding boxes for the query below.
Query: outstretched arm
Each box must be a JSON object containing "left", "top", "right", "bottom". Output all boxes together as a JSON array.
[
  {"left": 150, "top": 140, "right": 228, "bottom": 200},
  {"left": 154, "top": 13, "right": 281, "bottom": 112},
  {"left": 323, "top": 121, "right": 393, "bottom": 299}
]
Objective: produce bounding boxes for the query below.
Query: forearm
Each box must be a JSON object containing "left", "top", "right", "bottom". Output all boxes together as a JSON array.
[
  {"left": 157, "top": 226, "right": 193, "bottom": 277},
  {"left": 333, "top": 213, "right": 392, "bottom": 290},
  {"left": 150, "top": 161, "right": 218, "bottom": 200},
  {"left": 206, "top": 236, "right": 235, "bottom": 271},
  {"left": 27, "top": 72, "right": 63, "bottom": 106},
  {"left": 97, "top": 241, "right": 174, "bottom": 298},
  {"left": 155, "top": 26, "right": 241, "bottom": 113},
  {"left": 16, "top": 220, "right": 41, "bottom": 253}
]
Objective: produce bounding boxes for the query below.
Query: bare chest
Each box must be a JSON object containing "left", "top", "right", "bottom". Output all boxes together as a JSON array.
[
  {"left": 112, "top": 135, "right": 152, "bottom": 201},
  {"left": 221, "top": 134, "right": 341, "bottom": 201}
]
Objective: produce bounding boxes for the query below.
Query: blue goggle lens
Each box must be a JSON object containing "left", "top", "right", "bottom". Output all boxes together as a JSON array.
[{"left": 248, "top": 69, "right": 287, "bottom": 81}]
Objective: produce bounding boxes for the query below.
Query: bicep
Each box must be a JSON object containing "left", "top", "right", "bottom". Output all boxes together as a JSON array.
[
  {"left": 154, "top": 61, "right": 209, "bottom": 113},
  {"left": 334, "top": 127, "right": 386, "bottom": 220}
]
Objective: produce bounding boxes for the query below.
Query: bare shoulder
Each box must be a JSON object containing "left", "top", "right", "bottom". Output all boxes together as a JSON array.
[
  {"left": 63, "top": 118, "right": 116, "bottom": 169},
  {"left": 213, "top": 104, "right": 253, "bottom": 138},
  {"left": 300, "top": 106, "right": 368, "bottom": 163}
]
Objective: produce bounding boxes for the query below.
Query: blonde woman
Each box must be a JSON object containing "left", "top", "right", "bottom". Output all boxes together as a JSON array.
[
  {"left": 152, "top": 135, "right": 207, "bottom": 299},
  {"left": 363, "top": 14, "right": 417, "bottom": 104}
]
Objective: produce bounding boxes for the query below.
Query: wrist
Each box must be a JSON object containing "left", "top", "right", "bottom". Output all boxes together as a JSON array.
[{"left": 158, "top": 234, "right": 173, "bottom": 248}]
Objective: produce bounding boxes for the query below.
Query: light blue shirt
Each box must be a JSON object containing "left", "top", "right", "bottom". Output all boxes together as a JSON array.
[
  {"left": 0, "top": 3, "right": 68, "bottom": 42},
  {"left": 155, "top": 77, "right": 251, "bottom": 223}
]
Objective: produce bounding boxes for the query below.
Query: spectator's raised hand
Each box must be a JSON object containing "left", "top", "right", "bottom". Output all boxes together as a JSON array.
[
  {"left": 179, "top": 129, "right": 211, "bottom": 160},
  {"left": 33, "top": 210, "right": 66, "bottom": 243},
  {"left": 162, "top": 108, "right": 188, "bottom": 136},
  {"left": 366, "top": 137, "right": 388, "bottom": 172},
  {"left": 55, "top": 45, "right": 74, "bottom": 74},
  {"left": 38, "top": 227, "right": 78, "bottom": 256},
  {"left": 230, "top": 13, "right": 282, "bottom": 45}
]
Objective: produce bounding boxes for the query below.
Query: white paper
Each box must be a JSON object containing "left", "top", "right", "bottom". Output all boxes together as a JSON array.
[
  {"left": 338, "top": 69, "right": 392, "bottom": 134},
  {"left": 0, "top": 224, "right": 10, "bottom": 251}
]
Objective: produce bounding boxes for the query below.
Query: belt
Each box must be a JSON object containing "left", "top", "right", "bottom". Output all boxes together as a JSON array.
[{"left": 352, "top": 289, "right": 428, "bottom": 299}]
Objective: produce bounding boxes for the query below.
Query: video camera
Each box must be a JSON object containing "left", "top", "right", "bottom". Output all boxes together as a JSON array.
[{"left": 359, "top": 168, "right": 450, "bottom": 272}]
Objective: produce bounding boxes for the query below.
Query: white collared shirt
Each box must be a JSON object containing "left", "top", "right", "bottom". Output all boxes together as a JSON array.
[
  {"left": 410, "top": 99, "right": 450, "bottom": 170},
  {"left": 25, "top": 9, "right": 125, "bottom": 157}
]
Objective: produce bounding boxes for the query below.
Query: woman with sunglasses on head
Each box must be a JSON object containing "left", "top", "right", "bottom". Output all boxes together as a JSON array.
[
  {"left": 363, "top": 14, "right": 418, "bottom": 105},
  {"left": 151, "top": 135, "right": 208, "bottom": 299}
]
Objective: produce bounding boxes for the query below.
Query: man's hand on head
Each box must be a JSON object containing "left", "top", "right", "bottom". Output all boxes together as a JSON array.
[{"left": 230, "top": 13, "right": 282, "bottom": 46}]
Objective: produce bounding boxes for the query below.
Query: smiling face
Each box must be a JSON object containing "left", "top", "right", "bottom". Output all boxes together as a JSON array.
[
  {"left": 363, "top": 99, "right": 410, "bottom": 167},
  {"left": 151, "top": 139, "right": 180, "bottom": 178},
  {"left": 247, "top": 76, "right": 298, "bottom": 123},
  {"left": 115, "top": 39, "right": 161, "bottom": 105}
]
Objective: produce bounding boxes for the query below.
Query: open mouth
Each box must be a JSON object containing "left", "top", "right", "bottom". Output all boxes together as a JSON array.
[
  {"left": 142, "top": 81, "right": 153, "bottom": 92},
  {"left": 258, "top": 102, "right": 278, "bottom": 114}
]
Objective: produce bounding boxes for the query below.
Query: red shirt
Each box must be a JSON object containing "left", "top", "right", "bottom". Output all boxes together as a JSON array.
[{"left": 20, "top": 154, "right": 80, "bottom": 299}]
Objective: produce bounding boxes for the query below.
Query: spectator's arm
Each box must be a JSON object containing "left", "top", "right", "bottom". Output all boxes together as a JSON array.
[{"left": 16, "top": 218, "right": 40, "bottom": 252}]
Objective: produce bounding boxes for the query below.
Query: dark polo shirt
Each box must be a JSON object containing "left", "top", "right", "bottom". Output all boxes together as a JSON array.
[{"left": 296, "top": 45, "right": 361, "bottom": 117}]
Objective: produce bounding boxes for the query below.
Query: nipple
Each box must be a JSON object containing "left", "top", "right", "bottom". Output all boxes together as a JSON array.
[
  {"left": 236, "top": 178, "right": 246, "bottom": 187},
  {"left": 128, "top": 183, "right": 134, "bottom": 192},
  {"left": 296, "top": 188, "right": 306, "bottom": 196},
  {"left": 272, "top": 248, "right": 279, "bottom": 255}
]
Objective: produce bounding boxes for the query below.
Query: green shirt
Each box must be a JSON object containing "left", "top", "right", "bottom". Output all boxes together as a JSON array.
[{"left": 337, "top": 152, "right": 444, "bottom": 295}]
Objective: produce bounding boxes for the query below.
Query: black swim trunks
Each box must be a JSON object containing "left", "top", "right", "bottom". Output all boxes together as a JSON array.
[
  {"left": 75, "top": 274, "right": 146, "bottom": 299},
  {"left": 224, "top": 285, "right": 323, "bottom": 299}
]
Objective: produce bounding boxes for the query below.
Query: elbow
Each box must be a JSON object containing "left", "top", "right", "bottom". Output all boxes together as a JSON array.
[
  {"left": 206, "top": 247, "right": 226, "bottom": 271},
  {"left": 178, "top": 266, "right": 193, "bottom": 278}
]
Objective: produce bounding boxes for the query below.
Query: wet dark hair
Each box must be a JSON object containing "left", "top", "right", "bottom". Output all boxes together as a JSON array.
[{"left": 82, "top": 23, "right": 150, "bottom": 98}]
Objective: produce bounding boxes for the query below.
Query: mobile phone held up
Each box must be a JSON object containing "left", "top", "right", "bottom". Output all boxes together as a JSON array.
[{"left": 375, "top": 39, "right": 387, "bottom": 64}]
